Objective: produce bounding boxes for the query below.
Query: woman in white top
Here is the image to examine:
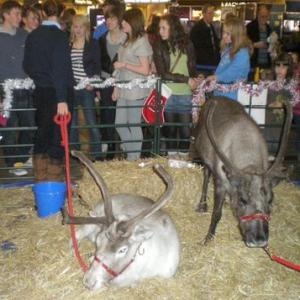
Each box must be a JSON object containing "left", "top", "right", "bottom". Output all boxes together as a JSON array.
[{"left": 113, "top": 8, "right": 152, "bottom": 161}]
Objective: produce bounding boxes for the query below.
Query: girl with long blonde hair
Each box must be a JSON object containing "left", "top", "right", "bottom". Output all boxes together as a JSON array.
[
  {"left": 69, "top": 14, "right": 102, "bottom": 160},
  {"left": 206, "top": 16, "right": 252, "bottom": 100}
]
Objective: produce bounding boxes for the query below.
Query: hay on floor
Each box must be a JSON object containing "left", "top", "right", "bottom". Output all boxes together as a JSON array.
[{"left": 0, "top": 157, "right": 300, "bottom": 300}]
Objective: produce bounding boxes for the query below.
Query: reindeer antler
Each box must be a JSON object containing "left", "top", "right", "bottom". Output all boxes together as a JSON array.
[
  {"left": 62, "top": 207, "right": 108, "bottom": 225},
  {"left": 117, "top": 164, "right": 174, "bottom": 234},
  {"left": 266, "top": 100, "right": 293, "bottom": 175},
  {"left": 71, "top": 151, "right": 115, "bottom": 225}
]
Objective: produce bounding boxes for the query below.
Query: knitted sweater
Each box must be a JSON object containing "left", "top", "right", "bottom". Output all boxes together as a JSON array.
[
  {"left": 23, "top": 25, "right": 73, "bottom": 103},
  {"left": 0, "top": 27, "right": 28, "bottom": 82}
]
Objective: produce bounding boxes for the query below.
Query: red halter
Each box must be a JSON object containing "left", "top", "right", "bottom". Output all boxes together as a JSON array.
[
  {"left": 93, "top": 243, "right": 143, "bottom": 279},
  {"left": 239, "top": 213, "right": 270, "bottom": 222},
  {"left": 94, "top": 256, "right": 134, "bottom": 278}
]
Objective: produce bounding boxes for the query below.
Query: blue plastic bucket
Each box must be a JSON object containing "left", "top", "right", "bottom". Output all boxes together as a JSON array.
[{"left": 33, "top": 182, "right": 66, "bottom": 218}]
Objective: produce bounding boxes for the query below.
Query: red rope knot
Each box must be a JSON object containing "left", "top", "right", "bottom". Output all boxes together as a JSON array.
[
  {"left": 54, "top": 113, "right": 71, "bottom": 126},
  {"left": 239, "top": 213, "right": 270, "bottom": 222}
]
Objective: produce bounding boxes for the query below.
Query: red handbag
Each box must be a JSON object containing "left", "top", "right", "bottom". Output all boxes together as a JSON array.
[
  {"left": 142, "top": 89, "right": 168, "bottom": 124},
  {"left": 142, "top": 83, "right": 172, "bottom": 124},
  {"left": 0, "top": 114, "right": 7, "bottom": 127}
]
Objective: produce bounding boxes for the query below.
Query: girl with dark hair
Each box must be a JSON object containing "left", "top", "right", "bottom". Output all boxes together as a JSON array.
[
  {"left": 98, "top": 6, "right": 126, "bottom": 158},
  {"left": 265, "top": 52, "right": 294, "bottom": 155},
  {"left": 146, "top": 14, "right": 160, "bottom": 47},
  {"left": 152, "top": 13, "right": 198, "bottom": 157},
  {"left": 112, "top": 8, "right": 153, "bottom": 161}
]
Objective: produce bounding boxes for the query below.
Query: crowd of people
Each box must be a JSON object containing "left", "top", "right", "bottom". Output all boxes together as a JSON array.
[{"left": 0, "top": 0, "right": 299, "bottom": 180}]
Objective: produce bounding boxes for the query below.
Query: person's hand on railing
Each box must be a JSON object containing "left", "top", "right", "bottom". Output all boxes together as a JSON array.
[
  {"left": 57, "top": 102, "right": 69, "bottom": 115},
  {"left": 112, "top": 87, "right": 118, "bottom": 102},
  {"left": 206, "top": 74, "right": 217, "bottom": 82},
  {"left": 188, "top": 78, "right": 199, "bottom": 90}
]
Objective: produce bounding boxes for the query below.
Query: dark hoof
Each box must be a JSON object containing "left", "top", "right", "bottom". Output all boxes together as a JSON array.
[
  {"left": 201, "top": 233, "right": 214, "bottom": 245},
  {"left": 195, "top": 202, "right": 208, "bottom": 213}
]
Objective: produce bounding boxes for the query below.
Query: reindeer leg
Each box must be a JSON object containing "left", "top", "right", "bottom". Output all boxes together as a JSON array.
[
  {"left": 196, "top": 167, "right": 210, "bottom": 213},
  {"left": 203, "top": 177, "right": 226, "bottom": 244}
]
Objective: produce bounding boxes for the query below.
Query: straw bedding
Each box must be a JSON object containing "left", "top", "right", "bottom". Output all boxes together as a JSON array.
[{"left": 0, "top": 158, "right": 299, "bottom": 300}]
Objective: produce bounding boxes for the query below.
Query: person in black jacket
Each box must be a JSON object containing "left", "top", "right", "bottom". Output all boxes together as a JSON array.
[
  {"left": 23, "top": 0, "right": 74, "bottom": 182},
  {"left": 190, "top": 4, "right": 220, "bottom": 75},
  {"left": 246, "top": 5, "right": 272, "bottom": 70},
  {"left": 69, "top": 14, "right": 102, "bottom": 161},
  {"left": 98, "top": 6, "right": 126, "bottom": 158},
  {"left": 153, "top": 14, "right": 199, "bottom": 157}
]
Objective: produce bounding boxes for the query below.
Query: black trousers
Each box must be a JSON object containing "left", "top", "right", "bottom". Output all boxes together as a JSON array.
[
  {"left": 99, "top": 86, "right": 116, "bottom": 145},
  {"left": 33, "top": 87, "right": 73, "bottom": 160}
]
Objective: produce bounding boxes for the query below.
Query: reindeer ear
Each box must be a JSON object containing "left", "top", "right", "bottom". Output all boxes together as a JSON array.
[
  {"left": 222, "top": 165, "right": 241, "bottom": 187},
  {"left": 129, "top": 225, "right": 154, "bottom": 243},
  {"left": 269, "top": 165, "right": 290, "bottom": 188}
]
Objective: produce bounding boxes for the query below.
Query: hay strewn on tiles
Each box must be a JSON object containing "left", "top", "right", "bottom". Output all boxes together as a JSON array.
[{"left": 0, "top": 157, "right": 300, "bottom": 300}]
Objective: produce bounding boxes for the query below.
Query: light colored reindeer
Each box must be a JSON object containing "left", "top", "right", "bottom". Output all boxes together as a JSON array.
[{"left": 64, "top": 151, "right": 180, "bottom": 290}]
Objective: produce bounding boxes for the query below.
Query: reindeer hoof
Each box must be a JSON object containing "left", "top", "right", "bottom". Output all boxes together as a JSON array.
[
  {"left": 201, "top": 233, "right": 214, "bottom": 246},
  {"left": 196, "top": 202, "right": 208, "bottom": 213}
]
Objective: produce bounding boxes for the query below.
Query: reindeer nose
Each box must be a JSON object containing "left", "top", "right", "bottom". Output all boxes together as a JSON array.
[
  {"left": 83, "top": 274, "right": 97, "bottom": 290},
  {"left": 246, "top": 239, "right": 268, "bottom": 248}
]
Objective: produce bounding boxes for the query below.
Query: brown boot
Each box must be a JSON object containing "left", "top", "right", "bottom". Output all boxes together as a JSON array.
[
  {"left": 47, "top": 158, "right": 65, "bottom": 182},
  {"left": 33, "top": 154, "right": 49, "bottom": 182}
]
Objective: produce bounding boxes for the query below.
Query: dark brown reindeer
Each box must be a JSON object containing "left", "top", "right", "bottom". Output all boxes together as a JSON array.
[
  {"left": 63, "top": 151, "right": 180, "bottom": 290},
  {"left": 192, "top": 97, "right": 292, "bottom": 247}
]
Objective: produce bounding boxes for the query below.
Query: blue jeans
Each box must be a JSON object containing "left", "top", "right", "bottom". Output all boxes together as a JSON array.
[
  {"left": 165, "top": 94, "right": 192, "bottom": 113},
  {"left": 2, "top": 89, "right": 35, "bottom": 167},
  {"left": 70, "top": 89, "right": 101, "bottom": 158}
]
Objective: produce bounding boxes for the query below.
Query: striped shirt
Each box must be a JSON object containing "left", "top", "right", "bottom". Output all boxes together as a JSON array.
[{"left": 71, "top": 48, "right": 87, "bottom": 83}]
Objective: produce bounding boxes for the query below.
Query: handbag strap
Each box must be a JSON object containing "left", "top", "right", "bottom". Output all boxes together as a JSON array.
[{"left": 170, "top": 50, "right": 182, "bottom": 73}]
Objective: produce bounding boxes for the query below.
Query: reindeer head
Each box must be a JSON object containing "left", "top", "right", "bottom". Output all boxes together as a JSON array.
[{"left": 64, "top": 151, "right": 174, "bottom": 290}]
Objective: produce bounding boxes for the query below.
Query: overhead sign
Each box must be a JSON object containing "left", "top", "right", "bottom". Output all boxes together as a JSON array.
[{"left": 74, "top": 0, "right": 93, "bottom": 5}]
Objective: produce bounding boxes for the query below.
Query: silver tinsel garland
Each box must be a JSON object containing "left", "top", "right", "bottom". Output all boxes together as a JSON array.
[
  {"left": 192, "top": 79, "right": 299, "bottom": 122},
  {"left": 1, "top": 78, "right": 35, "bottom": 118},
  {"left": 74, "top": 75, "right": 158, "bottom": 90},
  {"left": 1, "top": 76, "right": 158, "bottom": 120}
]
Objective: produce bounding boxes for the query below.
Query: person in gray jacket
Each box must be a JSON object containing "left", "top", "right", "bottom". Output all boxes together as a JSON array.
[{"left": 0, "top": 0, "right": 35, "bottom": 176}]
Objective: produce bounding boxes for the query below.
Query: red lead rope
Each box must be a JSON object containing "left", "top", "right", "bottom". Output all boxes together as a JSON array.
[
  {"left": 239, "top": 213, "right": 300, "bottom": 272},
  {"left": 264, "top": 247, "right": 300, "bottom": 272},
  {"left": 54, "top": 113, "right": 89, "bottom": 272}
]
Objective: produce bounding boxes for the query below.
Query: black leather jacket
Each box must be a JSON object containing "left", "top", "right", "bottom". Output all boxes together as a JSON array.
[{"left": 152, "top": 40, "right": 198, "bottom": 83}]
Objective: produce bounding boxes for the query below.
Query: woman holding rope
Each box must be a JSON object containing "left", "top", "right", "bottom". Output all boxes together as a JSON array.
[{"left": 23, "top": 0, "right": 73, "bottom": 182}]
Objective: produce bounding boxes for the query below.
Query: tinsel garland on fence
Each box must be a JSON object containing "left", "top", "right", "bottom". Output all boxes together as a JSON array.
[
  {"left": 0, "top": 76, "right": 157, "bottom": 119},
  {"left": 2, "top": 77, "right": 299, "bottom": 123},
  {"left": 74, "top": 75, "right": 158, "bottom": 90},
  {"left": 1, "top": 78, "right": 35, "bottom": 119},
  {"left": 192, "top": 79, "right": 299, "bottom": 122}
]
